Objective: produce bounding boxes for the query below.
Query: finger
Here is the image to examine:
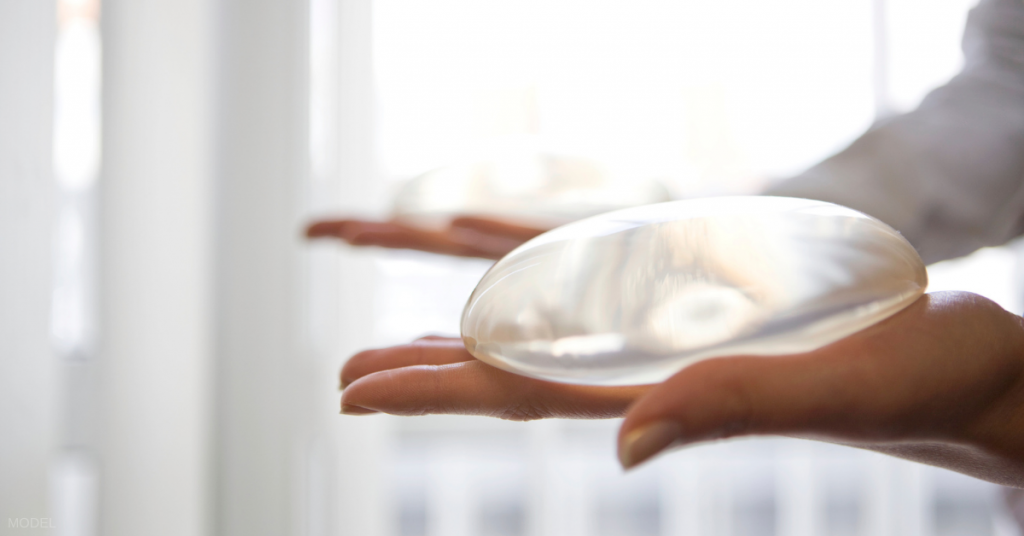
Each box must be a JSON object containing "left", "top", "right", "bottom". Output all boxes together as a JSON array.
[
  {"left": 444, "top": 226, "right": 527, "bottom": 259},
  {"left": 345, "top": 221, "right": 504, "bottom": 258},
  {"left": 345, "top": 222, "right": 449, "bottom": 250},
  {"left": 307, "top": 218, "right": 518, "bottom": 259},
  {"left": 306, "top": 219, "right": 362, "bottom": 239},
  {"left": 616, "top": 353, "right": 859, "bottom": 469},
  {"left": 308, "top": 220, "right": 433, "bottom": 247},
  {"left": 415, "top": 334, "right": 460, "bottom": 341},
  {"left": 342, "top": 360, "right": 649, "bottom": 420},
  {"left": 341, "top": 338, "right": 474, "bottom": 389},
  {"left": 450, "top": 216, "right": 548, "bottom": 241},
  {"left": 306, "top": 219, "right": 466, "bottom": 254}
]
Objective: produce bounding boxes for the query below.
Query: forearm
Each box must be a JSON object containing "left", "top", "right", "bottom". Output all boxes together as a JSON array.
[{"left": 767, "top": 0, "right": 1024, "bottom": 264}]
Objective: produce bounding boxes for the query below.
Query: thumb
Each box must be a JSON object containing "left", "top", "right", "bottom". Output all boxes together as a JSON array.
[{"left": 617, "top": 352, "right": 859, "bottom": 469}]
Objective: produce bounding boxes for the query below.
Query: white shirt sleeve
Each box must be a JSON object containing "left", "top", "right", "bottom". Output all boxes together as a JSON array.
[{"left": 765, "top": 0, "right": 1024, "bottom": 264}]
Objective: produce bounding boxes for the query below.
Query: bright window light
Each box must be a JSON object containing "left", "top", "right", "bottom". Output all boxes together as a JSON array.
[{"left": 373, "top": 0, "right": 877, "bottom": 197}]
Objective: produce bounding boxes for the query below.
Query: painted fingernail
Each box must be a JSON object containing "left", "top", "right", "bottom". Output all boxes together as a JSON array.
[
  {"left": 618, "top": 421, "right": 682, "bottom": 470},
  {"left": 340, "top": 404, "right": 377, "bottom": 416}
]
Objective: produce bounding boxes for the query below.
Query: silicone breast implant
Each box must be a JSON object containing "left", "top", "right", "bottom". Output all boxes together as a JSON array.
[
  {"left": 460, "top": 197, "right": 928, "bottom": 386},
  {"left": 392, "top": 153, "right": 670, "bottom": 228}
]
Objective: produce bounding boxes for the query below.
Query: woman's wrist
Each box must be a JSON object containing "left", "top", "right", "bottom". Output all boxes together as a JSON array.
[{"left": 942, "top": 306, "right": 1024, "bottom": 486}]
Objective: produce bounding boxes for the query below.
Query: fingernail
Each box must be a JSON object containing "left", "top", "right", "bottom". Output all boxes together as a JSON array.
[
  {"left": 339, "top": 378, "right": 349, "bottom": 390},
  {"left": 619, "top": 421, "right": 683, "bottom": 470},
  {"left": 341, "top": 404, "right": 377, "bottom": 416}
]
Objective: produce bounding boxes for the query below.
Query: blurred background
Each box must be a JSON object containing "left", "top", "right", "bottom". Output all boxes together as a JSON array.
[{"left": 2, "top": 0, "right": 1022, "bottom": 535}]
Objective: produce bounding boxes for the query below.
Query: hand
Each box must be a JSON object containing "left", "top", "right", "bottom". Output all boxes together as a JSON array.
[
  {"left": 306, "top": 216, "right": 547, "bottom": 260},
  {"left": 340, "top": 336, "right": 649, "bottom": 419},
  {"left": 339, "top": 292, "right": 1024, "bottom": 488}
]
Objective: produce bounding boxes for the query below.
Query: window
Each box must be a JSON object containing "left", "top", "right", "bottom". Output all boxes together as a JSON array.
[{"left": 312, "top": 0, "right": 1020, "bottom": 534}]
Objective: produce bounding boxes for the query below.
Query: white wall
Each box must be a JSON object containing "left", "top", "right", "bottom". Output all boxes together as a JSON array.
[
  {"left": 98, "top": 1, "right": 214, "bottom": 535},
  {"left": 214, "top": 1, "right": 313, "bottom": 534},
  {"left": 0, "top": 1, "right": 57, "bottom": 532}
]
